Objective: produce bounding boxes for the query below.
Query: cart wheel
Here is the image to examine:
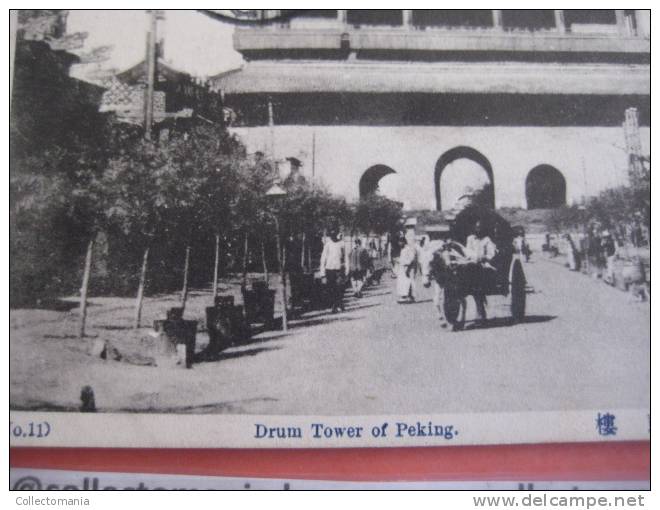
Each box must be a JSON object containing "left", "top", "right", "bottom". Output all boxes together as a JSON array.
[
  {"left": 510, "top": 259, "right": 526, "bottom": 322},
  {"left": 444, "top": 291, "right": 465, "bottom": 331}
]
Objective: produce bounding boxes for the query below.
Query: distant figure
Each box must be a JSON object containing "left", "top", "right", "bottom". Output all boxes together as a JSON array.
[
  {"left": 369, "top": 240, "right": 378, "bottom": 259},
  {"left": 514, "top": 233, "right": 531, "bottom": 262},
  {"left": 366, "top": 239, "right": 378, "bottom": 284},
  {"left": 587, "top": 228, "right": 604, "bottom": 279},
  {"left": 632, "top": 221, "right": 644, "bottom": 248},
  {"left": 397, "top": 238, "right": 418, "bottom": 303},
  {"left": 623, "top": 257, "right": 649, "bottom": 302},
  {"left": 577, "top": 232, "right": 589, "bottom": 274},
  {"left": 80, "top": 385, "right": 96, "bottom": 412},
  {"left": 564, "top": 233, "right": 580, "bottom": 271},
  {"left": 349, "top": 238, "right": 371, "bottom": 298},
  {"left": 320, "top": 231, "right": 345, "bottom": 313},
  {"left": 389, "top": 232, "right": 404, "bottom": 278},
  {"left": 601, "top": 231, "right": 617, "bottom": 285}
]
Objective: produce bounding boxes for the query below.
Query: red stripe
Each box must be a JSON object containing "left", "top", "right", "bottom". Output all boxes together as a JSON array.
[{"left": 11, "top": 441, "right": 649, "bottom": 482}]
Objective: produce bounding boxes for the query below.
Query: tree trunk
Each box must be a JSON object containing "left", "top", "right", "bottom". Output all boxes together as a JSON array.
[
  {"left": 212, "top": 234, "right": 220, "bottom": 298},
  {"left": 281, "top": 240, "right": 288, "bottom": 332},
  {"left": 133, "top": 246, "right": 150, "bottom": 329},
  {"left": 261, "top": 240, "right": 269, "bottom": 283},
  {"left": 181, "top": 245, "right": 191, "bottom": 312},
  {"left": 242, "top": 231, "right": 249, "bottom": 288},
  {"left": 275, "top": 217, "right": 287, "bottom": 332},
  {"left": 78, "top": 239, "right": 94, "bottom": 339},
  {"left": 300, "top": 232, "right": 306, "bottom": 271}
]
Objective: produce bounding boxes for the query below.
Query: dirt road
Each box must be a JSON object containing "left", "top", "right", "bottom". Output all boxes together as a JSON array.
[{"left": 10, "top": 257, "right": 649, "bottom": 415}]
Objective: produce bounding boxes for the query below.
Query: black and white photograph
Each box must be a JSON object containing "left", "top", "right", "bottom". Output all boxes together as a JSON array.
[{"left": 9, "top": 9, "right": 650, "bottom": 448}]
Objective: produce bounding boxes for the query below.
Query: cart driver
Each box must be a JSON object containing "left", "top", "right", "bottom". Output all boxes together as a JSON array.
[
  {"left": 466, "top": 220, "right": 497, "bottom": 269},
  {"left": 465, "top": 220, "right": 497, "bottom": 325}
]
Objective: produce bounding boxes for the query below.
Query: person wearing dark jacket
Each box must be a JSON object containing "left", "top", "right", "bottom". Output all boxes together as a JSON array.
[{"left": 349, "top": 238, "right": 371, "bottom": 298}]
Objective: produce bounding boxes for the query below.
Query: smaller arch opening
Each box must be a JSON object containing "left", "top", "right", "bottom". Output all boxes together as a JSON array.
[
  {"left": 359, "top": 165, "right": 397, "bottom": 199},
  {"left": 525, "top": 165, "right": 567, "bottom": 209}
]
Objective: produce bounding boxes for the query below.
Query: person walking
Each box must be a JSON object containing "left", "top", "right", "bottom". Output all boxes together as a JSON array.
[
  {"left": 514, "top": 232, "right": 531, "bottom": 262},
  {"left": 397, "top": 236, "right": 418, "bottom": 303},
  {"left": 320, "top": 231, "right": 345, "bottom": 313},
  {"left": 564, "top": 233, "right": 580, "bottom": 271},
  {"left": 602, "top": 231, "right": 617, "bottom": 286},
  {"left": 349, "top": 238, "right": 369, "bottom": 298},
  {"left": 586, "top": 227, "right": 601, "bottom": 278},
  {"left": 389, "top": 232, "right": 404, "bottom": 278}
]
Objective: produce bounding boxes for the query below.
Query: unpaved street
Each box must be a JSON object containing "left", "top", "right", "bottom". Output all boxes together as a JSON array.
[{"left": 10, "top": 257, "right": 649, "bottom": 415}]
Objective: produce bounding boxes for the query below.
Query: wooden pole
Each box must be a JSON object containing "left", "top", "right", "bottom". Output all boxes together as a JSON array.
[
  {"left": 144, "top": 10, "right": 157, "bottom": 140},
  {"left": 242, "top": 231, "right": 249, "bottom": 288},
  {"left": 133, "top": 246, "right": 150, "bottom": 329},
  {"left": 181, "top": 246, "right": 191, "bottom": 311},
  {"left": 10, "top": 10, "right": 17, "bottom": 103},
  {"left": 268, "top": 98, "right": 275, "bottom": 157},
  {"left": 307, "top": 244, "right": 312, "bottom": 273},
  {"left": 212, "top": 234, "right": 220, "bottom": 298},
  {"left": 274, "top": 216, "right": 287, "bottom": 332},
  {"left": 261, "top": 240, "right": 269, "bottom": 283},
  {"left": 78, "top": 239, "right": 94, "bottom": 339},
  {"left": 311, "top": 131, "right": 316, "bottom": 183},
  {"left": 300, "top": 232, "right": 306, "bottom": 271}
]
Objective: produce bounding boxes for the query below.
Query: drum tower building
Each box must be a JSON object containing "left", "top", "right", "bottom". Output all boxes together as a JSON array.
[{"left": 210, "top": 10, "right": 650, "bottom": 210}]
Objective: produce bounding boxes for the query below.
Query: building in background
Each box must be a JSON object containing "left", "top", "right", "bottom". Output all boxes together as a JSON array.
[
  {"left": 99, "top": 59, "right": 196, "bottom": 126},
  {"left": 209, "top": 9, "right": 650, "bottom": 210}
]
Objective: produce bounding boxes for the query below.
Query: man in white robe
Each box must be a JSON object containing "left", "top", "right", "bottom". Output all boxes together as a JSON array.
[{"left": 397, "top": 237, "right": 418, "bottom": 303}]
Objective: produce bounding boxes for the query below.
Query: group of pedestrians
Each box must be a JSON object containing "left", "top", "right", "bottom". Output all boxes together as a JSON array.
[
  {"left": 553, "top": 225, "right": 648, "bottom": 302},
  {"left": 318, "top": 232, "right": 379, "bottom": 314},
  {"left": 559, "top": 228, "right": 619, "bottom": 285}
]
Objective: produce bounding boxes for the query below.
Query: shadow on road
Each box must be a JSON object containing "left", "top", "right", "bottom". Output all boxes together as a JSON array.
[
  {"left": 359, "top": 290, "right": 392, "bottom": 298},
  {"left": 396, "top": 299, "right": 433, "bottom": 305},
  {"left": 343, "top": 302, "right": 381, "bottom": 312},
  {"left": 11, "top": 402, "right": 79, "bottom": 412},
  {"left": 194, "top": 345, "right": 281, "bottom": 363},
  {"left": 43, "top": 334, "right": 80, "bottom": 340},
  {"left": 140, "top": 397, "right": 279, "bottom": 414},
  {"left": 290, "top": 315, "right": 362, "bottom": 329},
  {"left": 17, "top": 298, "right": 96, "bottom": 312},
  {"left": 464, "top": 314, "right": 557, "bottom": 331},
  {"left": 230, "top": 332, "right": 290, "bottom": 348},
  {"left": 95, "top": 324, "right": 134, "bottom": 331}
]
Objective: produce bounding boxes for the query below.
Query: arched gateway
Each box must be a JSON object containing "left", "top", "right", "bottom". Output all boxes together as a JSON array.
[
  {"left": 435, "top": 147, "right": 495, "bottom": 211},
  {"left": 210, "top": 9, "right": 649, "bottom": 210},
  {"left": 525, "top": 165, "right": 567, "bottom": 209},
  {"left": 359, "top": 165, "right": 397, "bottom": 199}
]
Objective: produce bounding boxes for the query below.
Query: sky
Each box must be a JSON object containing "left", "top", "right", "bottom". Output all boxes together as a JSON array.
[{"left": 67, "top": 10, "right": 245, "bottom": 79}]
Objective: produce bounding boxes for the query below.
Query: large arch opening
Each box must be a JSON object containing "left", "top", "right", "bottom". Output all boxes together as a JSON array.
[
  {"left": 435, "top": 147, "right": 494, "bottom": 211},
  {"left": 359, "top": 165, "right": 398, "bottom": 200},
  {"left": 525, "top": 165, "right": 567, "bottom": 209}
]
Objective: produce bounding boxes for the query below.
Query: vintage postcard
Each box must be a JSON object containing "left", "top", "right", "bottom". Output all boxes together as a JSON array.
[{"left": 10, "top": 9, "right": 650, "bottom": 448}]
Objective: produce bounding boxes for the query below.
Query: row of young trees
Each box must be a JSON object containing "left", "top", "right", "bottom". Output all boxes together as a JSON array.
[
  {"left": 547, "top": 156, "right": 650, "bottom": 239},
  {"left": 11, "top": 112, "right": 403, "bottom": 328},
  {"left": 10, "top": 20, "right": 404, "bottom": 329}
]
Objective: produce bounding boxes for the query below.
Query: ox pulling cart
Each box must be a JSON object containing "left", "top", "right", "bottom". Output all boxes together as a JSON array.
[{"left": 422, "top": 206, "right": 527, "bottom": 330}]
